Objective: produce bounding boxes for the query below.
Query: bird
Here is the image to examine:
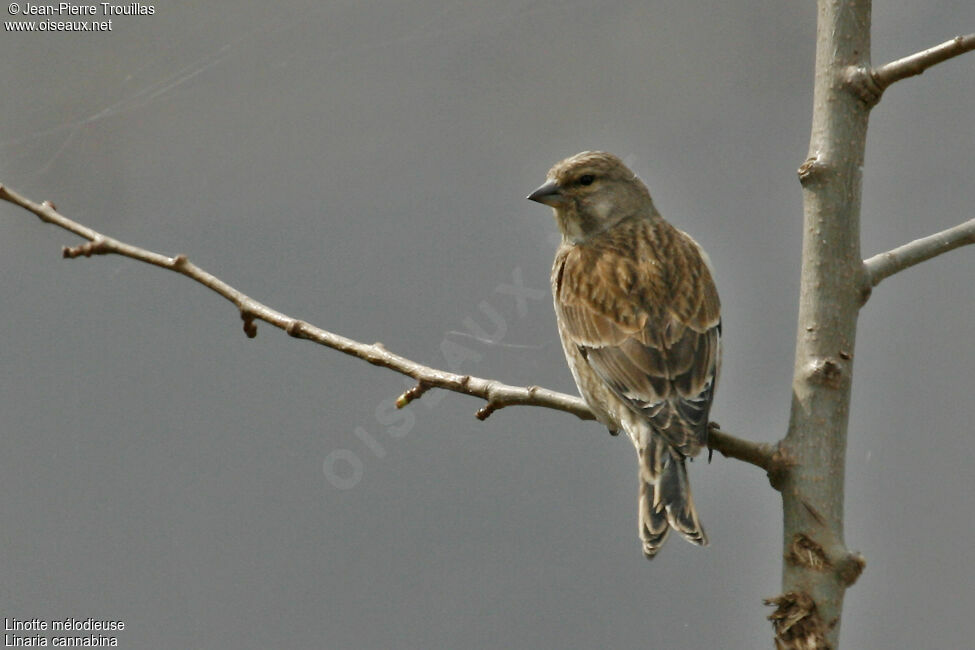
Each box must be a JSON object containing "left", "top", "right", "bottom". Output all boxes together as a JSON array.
[{"left": 528, "top": 151, "right": 721, "bottom": 558}]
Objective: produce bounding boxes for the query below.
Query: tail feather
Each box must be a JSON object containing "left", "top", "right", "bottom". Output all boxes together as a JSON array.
[
  {"left": 638, "top": 438, "right": 707, "bottom": 558},
  {"left": 639, "top": 480, "right": 670, "bottom": 558}
]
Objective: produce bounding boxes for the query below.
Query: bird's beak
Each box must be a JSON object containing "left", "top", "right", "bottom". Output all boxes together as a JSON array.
[{"left": 527, "top": 179, "right": 564, "bottom": 207}]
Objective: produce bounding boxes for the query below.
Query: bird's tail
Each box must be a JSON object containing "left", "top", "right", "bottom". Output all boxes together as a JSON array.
[{"left": 638, "top": 437, "right": 708, "bottom": 558}]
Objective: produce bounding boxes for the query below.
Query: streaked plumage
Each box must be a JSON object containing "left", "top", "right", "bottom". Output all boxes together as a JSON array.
[{"left": 528, "top": 151, "right": 721, "bottom": 558}]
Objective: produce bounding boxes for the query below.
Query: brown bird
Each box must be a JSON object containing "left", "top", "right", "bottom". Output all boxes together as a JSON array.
[{"left": 528, "top": 151, "right": 721, "bottom": 558}]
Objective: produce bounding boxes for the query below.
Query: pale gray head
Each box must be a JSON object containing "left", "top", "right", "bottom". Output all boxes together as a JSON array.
[{"left": 527, "top": 151, "right": 657, "bottom": 242}]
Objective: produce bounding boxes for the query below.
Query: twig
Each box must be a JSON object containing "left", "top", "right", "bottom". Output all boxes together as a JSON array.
[
  {"left": 863, "top": 218, "right": 975, "bottom": 290},
  {"left": 0, "top": 182, "right": 769, "bottom": 470},
  {"left": 872, "top": 33, "right": 975, "bottom": 91},
  {"left": 845, "top": 34, "right": 975, "bottom": 105},
  {"left": 709, "top": 426, "right": 776, "bottom": 474}
]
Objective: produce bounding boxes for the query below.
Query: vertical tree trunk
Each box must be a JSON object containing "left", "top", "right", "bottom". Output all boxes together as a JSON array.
[{"left": 773, "top": 0, "right": 872, "bottom": 647}]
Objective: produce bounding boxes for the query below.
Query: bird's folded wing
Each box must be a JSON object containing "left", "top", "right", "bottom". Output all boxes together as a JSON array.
[{"left": 555, "top": 235, "right": 720, "bottom": 455}]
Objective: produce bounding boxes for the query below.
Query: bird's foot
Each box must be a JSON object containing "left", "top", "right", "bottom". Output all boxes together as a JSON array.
[{"left": 706, "top": 421, "right": 721, "bottom": 463}]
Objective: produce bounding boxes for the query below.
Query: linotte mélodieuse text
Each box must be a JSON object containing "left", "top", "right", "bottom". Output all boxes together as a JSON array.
[
  {"left": 5, "top": 618, "right": 124, "bottom": 647},
  {"left": 16, "top": 3, "right": 154, "bottom": 16}
]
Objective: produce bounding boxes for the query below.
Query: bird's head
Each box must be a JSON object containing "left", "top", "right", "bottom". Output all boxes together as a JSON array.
[{"left": 527, "top": 151, "right": 656, "bottom": 242}]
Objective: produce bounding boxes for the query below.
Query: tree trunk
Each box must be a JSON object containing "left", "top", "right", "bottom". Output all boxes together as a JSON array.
[{"left": 773, "top": 0, "right": 872, "bottom": 647}]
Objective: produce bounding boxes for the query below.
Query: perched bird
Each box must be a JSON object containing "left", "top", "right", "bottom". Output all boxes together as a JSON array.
[{"left": 528, "top": 151, "right": 721, "bottom": 558}]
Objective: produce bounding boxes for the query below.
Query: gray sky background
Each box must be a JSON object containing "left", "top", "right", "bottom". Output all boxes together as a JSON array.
[{"left": 2, "top": 1, "right": 973, "bottom": 648}]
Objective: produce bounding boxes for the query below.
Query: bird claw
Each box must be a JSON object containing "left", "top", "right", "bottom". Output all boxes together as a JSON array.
[{"left": 706, "top": 421, "right": 720, "bottom": 463}]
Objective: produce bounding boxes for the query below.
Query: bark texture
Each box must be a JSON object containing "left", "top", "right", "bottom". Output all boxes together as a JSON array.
[{"left": 776, "top": 1, "right": 873, "bottom": 647}]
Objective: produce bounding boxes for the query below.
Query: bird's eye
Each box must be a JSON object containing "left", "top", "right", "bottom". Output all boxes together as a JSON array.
[{"left": 579, "top": 174, "right": 595, "bottom": 186}]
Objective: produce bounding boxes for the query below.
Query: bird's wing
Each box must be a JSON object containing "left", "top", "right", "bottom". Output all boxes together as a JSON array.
[{"left": 554, "top": 223, "right": 721, "bottom": 455}]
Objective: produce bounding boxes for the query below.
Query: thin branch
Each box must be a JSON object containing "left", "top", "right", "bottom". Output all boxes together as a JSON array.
[
  {"left": 846, "top": 34, "right": 975, "bottom": 106},
  {"left": 872, "top": 33, "right": 975, "bottom": 92},
  {"left": 863, "top": 217, "right": 975, "bottom": 289},
  {"left": 708, "top": 426, "right": 776, "bottom": 474},
  {"left": 0, "top": 182, "right": 771, "bottom": 470}
]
